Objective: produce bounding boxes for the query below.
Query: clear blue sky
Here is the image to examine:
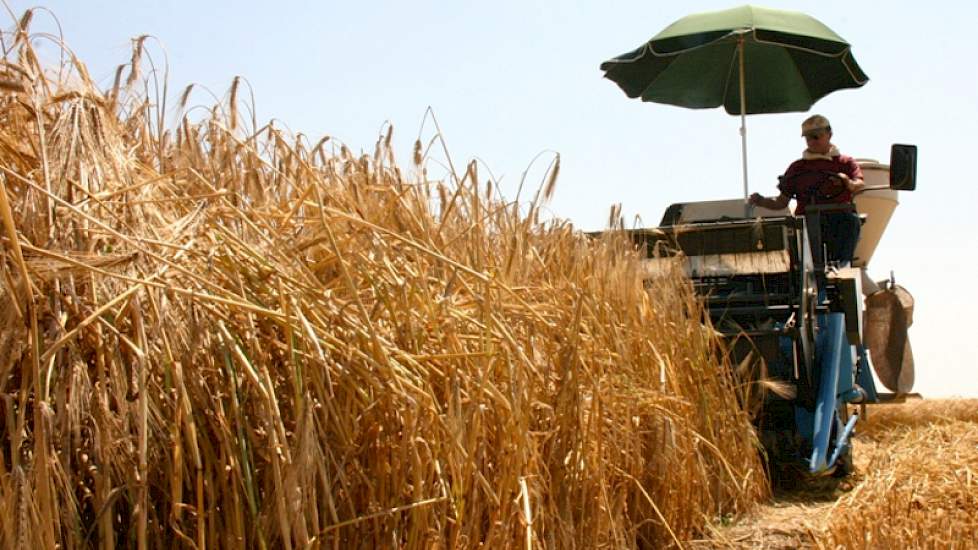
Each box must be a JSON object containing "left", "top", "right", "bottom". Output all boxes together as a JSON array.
[{"left": 11, "top": 1, "right": 977, "bottom": 397}]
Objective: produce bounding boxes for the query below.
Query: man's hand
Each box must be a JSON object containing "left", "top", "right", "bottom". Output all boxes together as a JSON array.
[
  {"left": 750, "top": 192, "right": 790, "bottom": 210},
  {"left": 834, "top": 172, "right": 852, "bottom": 188},
  {"left": 835, "top": 172, "right": 865, "bottom": 193}
]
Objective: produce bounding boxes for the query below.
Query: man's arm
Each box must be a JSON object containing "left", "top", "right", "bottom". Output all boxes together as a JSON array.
[
  {"left": 840, "top": 157, "right": 865, "bottom": 194},
  {"left": 749, "top": 192, "right": 790, "bottom": 210}
]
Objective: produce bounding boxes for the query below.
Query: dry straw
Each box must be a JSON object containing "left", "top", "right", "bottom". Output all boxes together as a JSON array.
[
  {"left": 0, "top": 9, "right": 767, "bottom": 548},
  {"left": 817, "top": 400, "right": 978, "bottom": 549}
]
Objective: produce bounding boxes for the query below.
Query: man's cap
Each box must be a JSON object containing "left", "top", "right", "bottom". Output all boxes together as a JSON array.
[{"left": 801, "top": 115, "right": 831, "bottom": 136}]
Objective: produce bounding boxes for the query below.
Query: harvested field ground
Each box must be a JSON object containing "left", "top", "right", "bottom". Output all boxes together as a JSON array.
[{"left": 689, "top": 399, "right": 978, "bottom": 549}]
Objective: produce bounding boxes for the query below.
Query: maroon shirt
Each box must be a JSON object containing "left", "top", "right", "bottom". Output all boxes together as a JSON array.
[{"left": 778, "top": 155, "right": 863, "bottom": 214}]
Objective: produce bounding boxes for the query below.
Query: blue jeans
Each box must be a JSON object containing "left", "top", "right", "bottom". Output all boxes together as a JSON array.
[{"left": 819, "top": 212, "right": 861, "bottom": 264}]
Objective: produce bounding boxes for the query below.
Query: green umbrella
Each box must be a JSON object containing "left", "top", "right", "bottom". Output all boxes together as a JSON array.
[{"left": 600, "top": 5, "right": 868, "bottom": 201}]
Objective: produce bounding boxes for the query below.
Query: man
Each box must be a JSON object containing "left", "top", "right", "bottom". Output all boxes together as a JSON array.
[{"left": 749, "top": 115, "right": 865, "bottom": 264}]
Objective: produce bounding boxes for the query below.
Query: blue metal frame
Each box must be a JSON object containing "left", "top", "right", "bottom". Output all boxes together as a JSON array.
[
  {"left": 810, "top": 312, "right": 847, "bottom": 473},
  {"left": 802, "top": 309, "right": 881, "bottom": 474}
]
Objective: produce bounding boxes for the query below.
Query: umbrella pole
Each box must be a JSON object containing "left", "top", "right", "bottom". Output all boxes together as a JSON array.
[{"left": 738, "top": 34, "right": 749, "bottom": 214}]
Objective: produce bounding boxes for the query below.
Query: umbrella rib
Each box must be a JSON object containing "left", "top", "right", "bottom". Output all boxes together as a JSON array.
[
  {"left": 840, "top": 51, "right": 870, "bottom": 86},
  {"left": 757, "top": 28, "right": 868, "bottom": 100},
  {"left": 750, "top": 29, "right": 855, "bottom": 60},
  {"left": 648, "top": 28, "right": 856, "bottom": 59},
  {"left": 720, "top": 46, "right": 740, "bottom": 110},
  {"left": 646, "top": 30, "right": 742, "bottom": 57}
]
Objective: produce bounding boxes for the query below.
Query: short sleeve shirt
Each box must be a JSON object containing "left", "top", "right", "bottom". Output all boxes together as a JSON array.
[{"left": 778, "top": 155, "right": 863, "bottom": 214}]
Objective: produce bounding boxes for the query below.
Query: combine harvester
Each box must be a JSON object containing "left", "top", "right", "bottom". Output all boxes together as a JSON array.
[
  {"left": 629, "top": 145, "right": 917, "bottom": 478},
  {"left": 597, "top": 4, "right": 920, "bottom": 479}
]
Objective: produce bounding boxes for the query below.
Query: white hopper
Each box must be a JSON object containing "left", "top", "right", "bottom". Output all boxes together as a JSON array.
[{"left": 852, "top": 160, "right": 898, "bottom": 268}]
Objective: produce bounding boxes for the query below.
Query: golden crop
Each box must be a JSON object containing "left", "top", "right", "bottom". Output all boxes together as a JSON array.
[{"left": 0, "top": 10, "right": 766, "bottom": 548}]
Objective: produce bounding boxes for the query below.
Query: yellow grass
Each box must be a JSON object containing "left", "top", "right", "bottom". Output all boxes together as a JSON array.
[
  {"left": 817, "top": 400, "right": 978, "bottom": 549},
  {"left": 684, "top": 399, "right": 978, "bottom": 549},
  {"left": 0, "top": 9, "right": 768, "bottom": 548}
]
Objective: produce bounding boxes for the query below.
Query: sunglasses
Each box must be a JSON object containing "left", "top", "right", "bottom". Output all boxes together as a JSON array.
[{"left": 803, "top": 130, "right": 827, "bottom": 140}]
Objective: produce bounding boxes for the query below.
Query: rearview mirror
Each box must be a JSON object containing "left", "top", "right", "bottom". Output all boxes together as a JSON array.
[{"left": 889, "top": 144, "right": 917, "bottom": 191}]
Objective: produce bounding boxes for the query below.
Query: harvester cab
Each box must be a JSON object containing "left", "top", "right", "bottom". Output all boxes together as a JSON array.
[{"left": 633, "top": 144, "right": 917, "bottom": 479}]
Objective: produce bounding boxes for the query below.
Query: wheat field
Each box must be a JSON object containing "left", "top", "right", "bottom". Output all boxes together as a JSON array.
[{"left": 0, "top": 10, "right": 768, "bottom": 548}]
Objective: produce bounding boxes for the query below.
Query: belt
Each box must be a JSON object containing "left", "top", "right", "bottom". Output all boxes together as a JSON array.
[{"left": 803, "top": 203, "right": 855, "bottom": 214}]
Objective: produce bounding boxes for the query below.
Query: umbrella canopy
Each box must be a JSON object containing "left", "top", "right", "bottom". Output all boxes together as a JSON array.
[{"left": 600, "top": 5, "right": 868, "bottom": 114}]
